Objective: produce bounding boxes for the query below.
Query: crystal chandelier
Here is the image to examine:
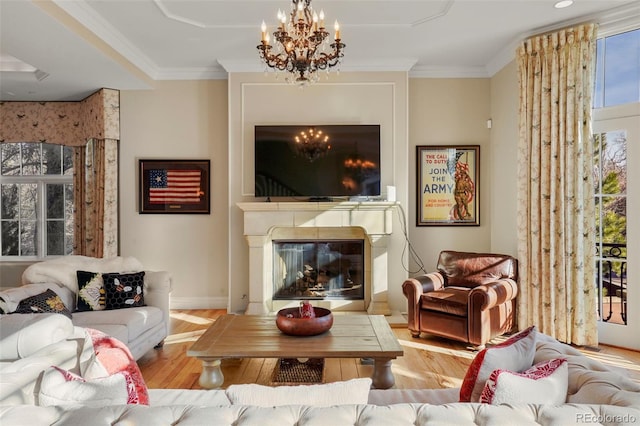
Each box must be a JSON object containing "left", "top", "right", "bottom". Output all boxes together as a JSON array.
[
  {"left": 257, "top": 0, "right": 345, "bottom": 85},
  {"left": 293, "top": 127, "right": 331, "bottom": 162}
]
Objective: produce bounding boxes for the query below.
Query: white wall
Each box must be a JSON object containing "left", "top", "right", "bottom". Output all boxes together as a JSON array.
[
  {"left": 119, "top": 80, "right": 229, "bottom": 308},
  {"left": 227, "top": 72, "right": 410, "bottom": 314},
  {"left": 407, "top": 78, "right": 494, "bottom": 272},
  {"left": 489, "top": 61, "right": 519, "bottom": 256}
]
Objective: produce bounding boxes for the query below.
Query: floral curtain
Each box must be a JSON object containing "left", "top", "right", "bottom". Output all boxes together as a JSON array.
[
  {"left": 73, "top": 139, "right": 118, "bottom": 258},
  {"left": 516, "top": 23, "right": 598, "bottom": 346}
]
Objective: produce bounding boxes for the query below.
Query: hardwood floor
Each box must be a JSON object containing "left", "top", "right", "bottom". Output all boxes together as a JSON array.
[{"left": 137, "top": 309, "right": 640, "bottom": 390}]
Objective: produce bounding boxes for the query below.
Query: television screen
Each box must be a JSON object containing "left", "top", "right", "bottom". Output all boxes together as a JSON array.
[{"left": 255, "top": 125, "right": 381, "bottom": 199}]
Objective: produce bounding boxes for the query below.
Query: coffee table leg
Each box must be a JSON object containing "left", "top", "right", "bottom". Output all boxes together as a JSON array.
[
  {"left": 371, "top": 358, "right": 395, "bottom": 389},
  {"left": 198, "top": 358, "right": 224, "bottom": 389}
]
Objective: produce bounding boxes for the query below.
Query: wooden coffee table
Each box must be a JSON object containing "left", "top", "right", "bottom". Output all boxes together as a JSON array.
[{"left": 187, "top": 313, "right": 404, "bottom": 389}]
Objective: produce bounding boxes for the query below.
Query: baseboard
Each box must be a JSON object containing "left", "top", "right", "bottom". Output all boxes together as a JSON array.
[{"left": 170, "top": 296, "right": 228, "bottom": 310}]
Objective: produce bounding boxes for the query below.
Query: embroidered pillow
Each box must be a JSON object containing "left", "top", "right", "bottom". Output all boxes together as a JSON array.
[
  {"left": 76, "top": 270, "right": 106, "bottom": 312},
  {"left": 38, "top": 366, "right": 136, "bottom": 406},
  {"left": 480, "top": 358, "right": 568, "bottom": 405},
  {"left": 103, "top": 272, "right": 145, "bottom": 310},
  {"left": 14, "top": 289, "right": 72, "bottom": 319},
  {"left": 459, "top": 325, "right": 537, "bottom": 402}
]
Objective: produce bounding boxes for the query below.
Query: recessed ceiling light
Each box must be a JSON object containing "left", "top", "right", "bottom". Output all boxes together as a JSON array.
[{"left": 554, "top": 0, "right": 574, "bottom": 9}]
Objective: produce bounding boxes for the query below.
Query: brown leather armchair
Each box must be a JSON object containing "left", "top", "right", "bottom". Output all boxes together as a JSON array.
[{"left": 402, "top": 251, "right": 518, "bottom": 349}]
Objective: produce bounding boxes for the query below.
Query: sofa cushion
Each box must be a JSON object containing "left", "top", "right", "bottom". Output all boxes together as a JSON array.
[
  {"left": 225, "top": 378, "right": 372, "bottom": 407},
  {"left": 76, "top": 271, "right": 106, "bottom": 312},
  {"left": 14, "top": 289, "right": 72, "bottom": 319},
  {"left": 38, "top": 366, "right": 136, "bottom": 406},
  {"left": 480, "top": 358, "right": 568, "bottom": 405},
  {"left": 72, "top": 306, "right": 163, "bottom": 343},
  {"left": 421, "top": 287, "right": 469, "bottom": 316},
  {"left": 459, "top": 325, "right": 537, "bottom": 402},
  {"left": 103, "top": 272, "right": 145, "bottom": 310}
]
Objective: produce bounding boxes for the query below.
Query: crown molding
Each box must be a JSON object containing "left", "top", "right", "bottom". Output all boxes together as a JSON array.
[
  {"left": 155, "top": 67, "right": 228, "bottom": 80},
  {"left": 409, "top": 65, "right": 489, "bottom": 79},
  {"left": 218, "top": 58, "right": 417, "bottom": 74}
]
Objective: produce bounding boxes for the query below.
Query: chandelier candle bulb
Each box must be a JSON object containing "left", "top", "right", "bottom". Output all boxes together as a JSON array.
[
  {"left": 335, "top": 21, "right": 340, "bottom": 39},
  {"left": 320, "top": 10, "right": 325, "bottom": 28}
]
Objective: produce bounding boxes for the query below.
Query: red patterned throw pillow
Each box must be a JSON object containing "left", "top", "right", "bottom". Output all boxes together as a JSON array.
[
  {"left": 87, "top": 328, "right": 149, "bottom": 405},
  {"left": 459, "top": 325, "right": 538, "bottom": 402},
  {"left": 479, "top": 358, "right": 568, "bottom": 405}
]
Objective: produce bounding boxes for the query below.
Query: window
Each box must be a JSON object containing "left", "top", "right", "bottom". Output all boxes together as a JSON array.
[
  {"left": 593, "top": 28, "right": 640, "bottom": 108},
  {"left": 0, "top": 142, "right": 74, "bottom": 258}
]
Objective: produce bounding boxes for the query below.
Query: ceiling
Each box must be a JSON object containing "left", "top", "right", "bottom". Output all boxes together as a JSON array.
[{"left": 1, "top": 0, "right": 638, "bottom": 101}]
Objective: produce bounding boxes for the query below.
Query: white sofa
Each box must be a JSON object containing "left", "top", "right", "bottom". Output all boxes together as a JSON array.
[
  {"left": 0, "top": 255, "right": 171, "bottom": 360},
  {"left": 0, "top": 322, "right": 638, "bottom": 425}
]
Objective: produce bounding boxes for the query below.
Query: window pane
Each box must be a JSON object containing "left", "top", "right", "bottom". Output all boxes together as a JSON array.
[
  {"left": 603, "top": 29, "right": 640, "bottom": 107},
  {"left": 1, "top": 144, "right": 21, "bottom": 176},
  {"left": 42, "top": 143, "right": 62, "bottom": 175},
  {"left": 20, "top": 220, "right": 36, "bottom": 256},
  {"left": 63, "top": 146, "right": 74, "bottom": 175},
  {"left": 19, "top": 184, "right": 37, "bottom": 219},
  {"left": 600, "top": 196, "right": 626, "bottom": 245},
  {"left": 47, "top": 184, "right": 64, "bottom": 219},
  {"left": 1, "top": 221, "right": 19, "bottom": 255},
  {"left": 1, "top": 184, "right": 19, "bottom": 219},
  {"left": 21, "top": 143, "right": 41, "bottom": 175},
  {"left": 47, "top": 220, "right": 64, "bottom": 255}
]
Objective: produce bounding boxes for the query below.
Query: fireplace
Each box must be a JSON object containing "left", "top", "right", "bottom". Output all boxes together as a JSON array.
[
  {"left": 237, "top": 201, "right": 397, "bottom": 314},
  {"left": 273, "top": 239, "right": 365, "bottom": 300}
]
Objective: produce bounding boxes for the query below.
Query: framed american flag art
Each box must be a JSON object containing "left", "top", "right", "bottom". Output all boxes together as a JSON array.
[{"left": 139, "top": 159, "right": 210, "bottom": 214}]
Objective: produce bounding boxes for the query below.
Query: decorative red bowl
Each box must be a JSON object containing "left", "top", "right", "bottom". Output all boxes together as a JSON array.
[{"left": 275, "top": 307, "right": 333, "bottom": 336}]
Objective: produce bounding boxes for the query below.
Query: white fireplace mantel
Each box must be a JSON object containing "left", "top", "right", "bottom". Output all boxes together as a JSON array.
[{"left": 237, "top": 201, "right": 398, "bottom": 315}]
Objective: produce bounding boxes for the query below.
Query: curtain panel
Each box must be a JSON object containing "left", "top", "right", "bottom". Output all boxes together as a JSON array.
[{"left": 516, "top": 23, "right": 598, "bottom": 346}]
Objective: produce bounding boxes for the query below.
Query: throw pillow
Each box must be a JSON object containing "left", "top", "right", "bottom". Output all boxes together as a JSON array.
[
  {"left": 13, "top": 289, "right": 72, "bottom": 319},
  {"left": 38, "top": 366, "right": 136, "bottom": 406},
  {"left": 103, "top": 272, "right": 145, "bottom": 310},
  {"left": 225, "top": 378, "right": 372, "bottom": 407},
  {"left": 459, "top": 325, "right": 537, "bottom": 402},
  {"left": 76, "top": 270, "right": 106, "bottom": 312},
  {"left": 86, "top": 328, "right": 149, "bottom": 405},
  {"left": 480, "top": 358, "right": 568, "bottom": 405}
]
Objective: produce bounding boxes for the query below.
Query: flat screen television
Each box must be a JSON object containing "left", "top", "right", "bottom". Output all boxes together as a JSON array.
[{"left": 254, "top": 124, "right": 381, "bottom": 200}]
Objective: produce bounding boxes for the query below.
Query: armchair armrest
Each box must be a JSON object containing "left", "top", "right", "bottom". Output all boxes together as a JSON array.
[
  {"left": 402, "top": 272, "right": 445, "bottom": 335},
  {"left": 143, "top": 271, "right": 172, "bottom": 335},
  {"left": 468, "top": 278, "right": 518, "bottom": 347},
  {"left": 469, "top": 278, "right": 518, "bottom": 311}
]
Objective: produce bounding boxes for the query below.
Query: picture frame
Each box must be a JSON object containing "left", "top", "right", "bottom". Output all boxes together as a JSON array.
[
  {"left": 139, "top": 159, "right": 210, "bottom": 214},
  {"left": 416, "top": 145, "right": 479, "bottom": 226}
]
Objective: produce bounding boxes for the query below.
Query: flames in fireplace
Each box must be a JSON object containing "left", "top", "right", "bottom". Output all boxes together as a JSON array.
[{"left": 273, "top": 240, "right": 365, "bottom": 300}]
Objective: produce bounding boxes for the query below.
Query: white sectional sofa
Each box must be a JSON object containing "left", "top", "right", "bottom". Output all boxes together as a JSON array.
[
  {"left": 0, "top": 319, "right": 638, "bottom": 426},
  {"left": 0, "top": 255, "right": 171, "bottom": 360}
]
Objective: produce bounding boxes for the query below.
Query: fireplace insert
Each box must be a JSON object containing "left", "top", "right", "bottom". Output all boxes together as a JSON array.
[{"left": 272, "top": 239, "right": 364, "bottom": 300}]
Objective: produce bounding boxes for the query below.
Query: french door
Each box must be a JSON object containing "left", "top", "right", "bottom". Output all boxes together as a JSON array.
[{"left": 593, "top": 106, "right": 639, "bottom": 349}]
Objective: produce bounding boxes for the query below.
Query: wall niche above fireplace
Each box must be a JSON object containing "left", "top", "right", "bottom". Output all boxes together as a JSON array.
[{"left": 273, "top": 239, "right": 364, "bottom": 300}]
